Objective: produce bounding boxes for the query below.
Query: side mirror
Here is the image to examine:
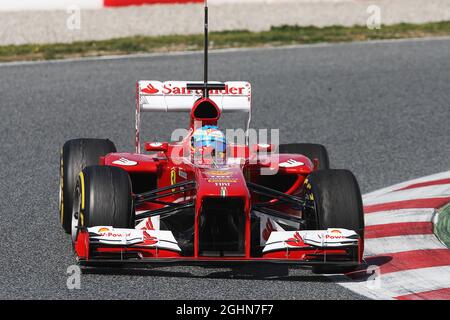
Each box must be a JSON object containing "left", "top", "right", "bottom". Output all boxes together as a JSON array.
[{"left": 144, "top": 142, "right": 169, "bottom": 152}]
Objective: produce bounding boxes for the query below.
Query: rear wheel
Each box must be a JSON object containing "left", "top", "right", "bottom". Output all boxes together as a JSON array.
[
  {"left": 303, "top": 169, "right": 364, "bottom": 274},
  {"left": 59, "top": 138, "right": 116, "bottom": 233},
  {"left": 71, "top": 165, "right": 134, "bottom": 243},
  {"left": 278, "top": 143, "right": 330, "bottom": 169}
]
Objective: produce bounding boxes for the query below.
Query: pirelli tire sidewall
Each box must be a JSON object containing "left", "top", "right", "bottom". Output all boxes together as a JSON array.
[
  {"left": 72, "top": 165, "right": 134, "bottom": 243},
  {"left": 304, "top": 169, "right": 364, "bottom": 273},
  {"left": 59, "top": 138, "right": 116, "bottom": 234},
  {"left": 305, "top": 169, "right": 364, "bottom": 237}
]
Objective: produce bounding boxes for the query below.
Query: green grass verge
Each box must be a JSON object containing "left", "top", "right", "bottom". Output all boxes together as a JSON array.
[
  {"left": 1, "top": 21, "right": 450, "bottom": 62},
  {"left": 436, "top": 203, "right": 450, "bottom": 248}
]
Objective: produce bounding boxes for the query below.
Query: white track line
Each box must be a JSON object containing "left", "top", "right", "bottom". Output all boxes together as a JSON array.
[
  {"left": 364, "top": 208, "right": 436, "bottom": 227},
  {"left": 339, "top": 172, "right": 450, "bottom": 299},
  {"left": 364, "top": 234, "right": 445, "bottom": 257},
  {"left": 364, "top": 184, "right": 450, "bottom": 206},
  {"left": 373, "top": 266, "right": 450, "bottom": 297},
  {"left": 335, "top": 266, "right": 450, "bottom": 300},
  {"left": 363, "top": 170, "right": 450, "bottom": 202}
]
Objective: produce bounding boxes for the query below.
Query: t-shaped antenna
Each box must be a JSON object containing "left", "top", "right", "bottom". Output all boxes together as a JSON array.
[{"left": 187, "top": 0, "right": 226, "bottom": 97}]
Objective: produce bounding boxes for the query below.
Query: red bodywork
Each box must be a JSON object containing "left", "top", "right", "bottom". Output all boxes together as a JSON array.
[{"left": 75, "top": 95, "right": 362, "bottom": 268}]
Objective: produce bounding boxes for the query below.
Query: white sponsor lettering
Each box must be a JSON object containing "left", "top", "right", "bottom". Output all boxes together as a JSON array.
[
  {"left": 178, "top": 169, "right": 188, "bottom": 179},
  {"left": 279, "top": 159, "right": 304, "bottom": 168},
  {"left": 112, "top": 157, "right": 138, "bottom": 166},
  {"left": 161, "top": 83, "right": 244, "bottom": 95},
  {"left": 150, "top": 142, "right": 163, "bottom": 147}
]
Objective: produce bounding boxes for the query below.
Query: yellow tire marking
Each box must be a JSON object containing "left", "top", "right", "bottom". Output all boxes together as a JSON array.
[
  {"left": 79, "top": 171, "right": 86, "bottom": 227},
  {"left": 59, "top": 150, "right": 64, "bottom": 224},
  {"left": 79, "top": 171, "right": 85, "bottom": 210}
]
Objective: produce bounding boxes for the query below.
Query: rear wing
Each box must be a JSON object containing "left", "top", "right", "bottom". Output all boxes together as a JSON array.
[{"left": 135, "top": 80, "right": 252, "bottom": 153}]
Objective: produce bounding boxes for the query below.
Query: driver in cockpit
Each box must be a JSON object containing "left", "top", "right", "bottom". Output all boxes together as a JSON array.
[{"left": 191, "top": 125, "right": 226, "bottom": 165}]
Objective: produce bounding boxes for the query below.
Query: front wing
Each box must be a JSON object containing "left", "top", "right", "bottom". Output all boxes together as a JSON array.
[{"left": 75, "top": 227, "right": 362, "bottom": 268}]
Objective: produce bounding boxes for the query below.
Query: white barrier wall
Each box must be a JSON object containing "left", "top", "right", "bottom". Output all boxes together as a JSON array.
[
  {"left": 0, "top": 0, "right": 103, "bottom": 11},
  {"left": 0, "top": 0, "right": 340, "bottom": 11},
  {"left": 0, "top": 0, "right": 449, "bottom": 45}
]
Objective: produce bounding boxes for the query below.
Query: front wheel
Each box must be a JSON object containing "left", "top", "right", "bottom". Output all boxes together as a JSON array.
[
  {"left": 59, "top": 138, "right": 116, "bottom": 233},
  {"left": 71, "top": 165, "right": 135, "bottom": 243},
  {"left": 303, "top": 169, "right": 364, "bottom": 274}
]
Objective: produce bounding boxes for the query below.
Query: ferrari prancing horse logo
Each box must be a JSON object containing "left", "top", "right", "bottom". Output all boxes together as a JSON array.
[{"left": 170, "top": 168, "right": 177, "bottom": 191}]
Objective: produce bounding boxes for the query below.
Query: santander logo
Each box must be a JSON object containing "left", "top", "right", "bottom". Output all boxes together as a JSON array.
[
  {"left": 142, "top": 82, "right": 245, "bottom": 95},
  {"left": 141, "top": 83, "right": 159, "bottom": 94},
  {"left": 285, "top": 232, "right": 304, "bottom": 247},
  {"left": 142, "top": 231, "right": 158, "bottom": 246}
]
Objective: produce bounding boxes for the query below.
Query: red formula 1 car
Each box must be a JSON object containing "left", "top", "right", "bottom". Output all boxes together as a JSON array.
[{"left": 58, "top": 4, "right": 364, "bottom": 274}]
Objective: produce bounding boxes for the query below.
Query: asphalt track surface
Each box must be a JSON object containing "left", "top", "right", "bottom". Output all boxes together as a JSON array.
[{"left": 0, "top": 37, "right": 449, "bottom": 299}]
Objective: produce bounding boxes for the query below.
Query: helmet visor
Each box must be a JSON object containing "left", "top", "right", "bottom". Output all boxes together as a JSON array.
[{"left": 193, "top": 139, "right": 226, "bottom": 153}]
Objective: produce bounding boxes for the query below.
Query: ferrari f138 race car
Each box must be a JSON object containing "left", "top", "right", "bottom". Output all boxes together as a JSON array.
[{"left": 58, "top": 3, "right": 364, "bottom": 274}]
